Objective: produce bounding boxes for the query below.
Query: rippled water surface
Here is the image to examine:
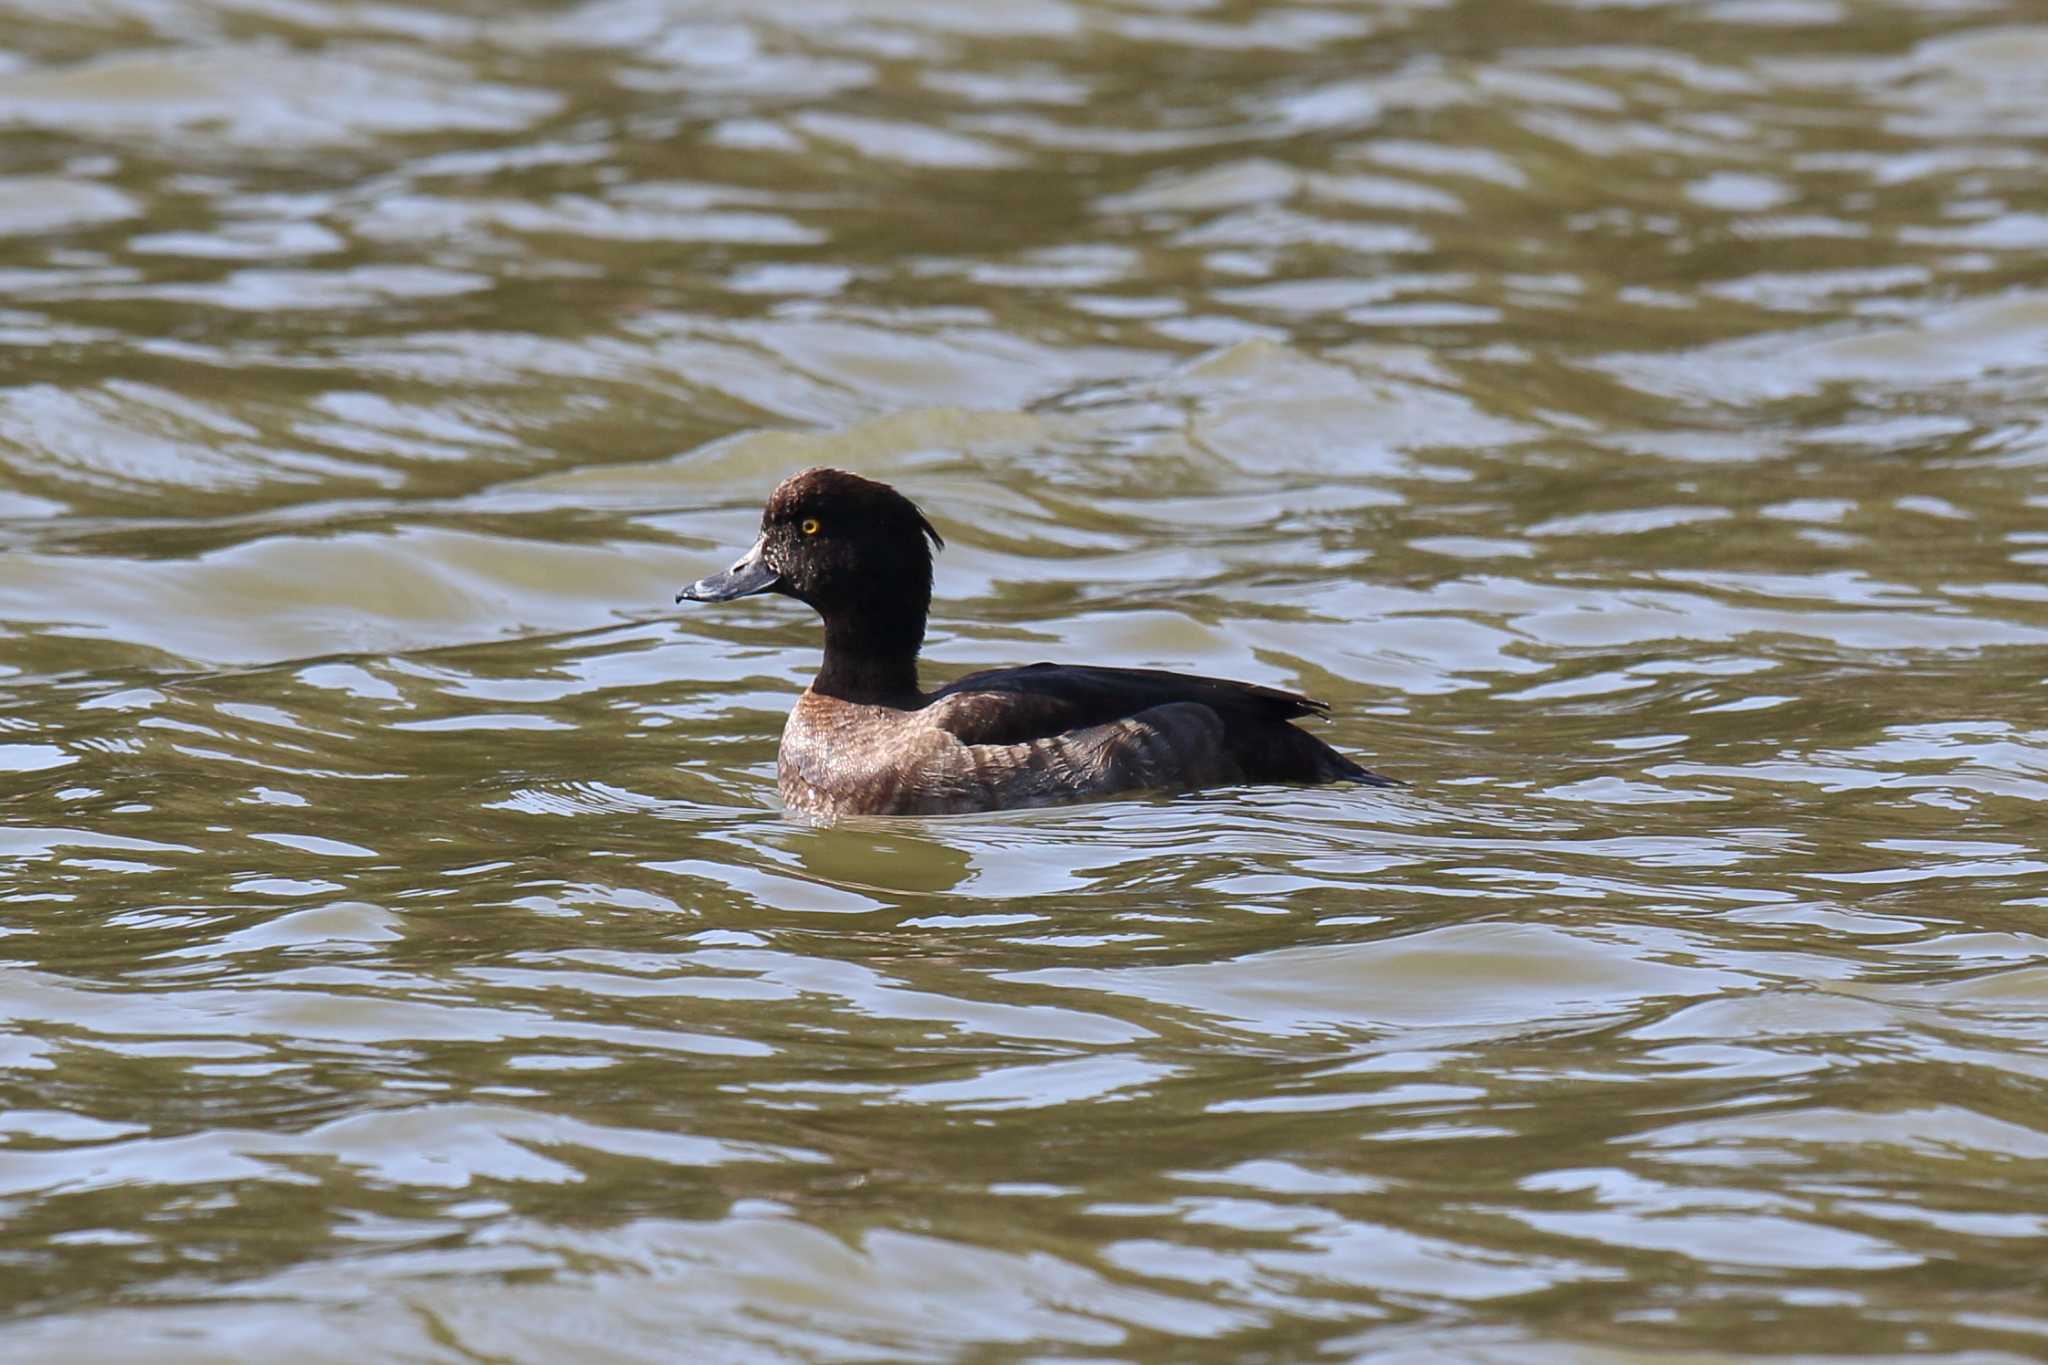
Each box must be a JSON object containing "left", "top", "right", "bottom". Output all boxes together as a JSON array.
[{"left": 4, "top": 0, "right": 2048, "bottom": 1358}]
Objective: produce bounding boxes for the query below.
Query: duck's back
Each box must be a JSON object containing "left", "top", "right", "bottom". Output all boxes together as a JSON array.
[{"left": 778, "top": 663, "right": 1393, "bottom": 817}]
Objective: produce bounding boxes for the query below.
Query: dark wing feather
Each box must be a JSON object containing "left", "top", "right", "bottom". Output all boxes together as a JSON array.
[{"left": 923, "top": 662, "right": 1328, "bottom": 747}]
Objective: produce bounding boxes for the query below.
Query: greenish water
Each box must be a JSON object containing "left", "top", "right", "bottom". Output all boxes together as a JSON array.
[{"left": 3, "top": 1, "right": 2048, "bottom": 1359}]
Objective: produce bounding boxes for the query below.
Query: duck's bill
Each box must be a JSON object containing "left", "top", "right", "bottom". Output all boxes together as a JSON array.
[{"left": 677, "top": 538, "right": 780, "bottom": 603}]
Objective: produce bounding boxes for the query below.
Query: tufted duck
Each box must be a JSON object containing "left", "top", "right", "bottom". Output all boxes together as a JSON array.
[{"left": 678, "top": 467, "right": 1396, "bottom": 817}]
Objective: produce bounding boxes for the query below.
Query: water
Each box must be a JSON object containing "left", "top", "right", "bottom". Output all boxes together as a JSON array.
[{"left": 3, "top": 0, "right": 2047, "bottom": 1357}]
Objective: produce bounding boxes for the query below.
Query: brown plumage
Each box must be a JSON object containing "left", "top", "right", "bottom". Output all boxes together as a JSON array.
[{"left": 678, "top": 467, "right": 1398, "bottom": 818}]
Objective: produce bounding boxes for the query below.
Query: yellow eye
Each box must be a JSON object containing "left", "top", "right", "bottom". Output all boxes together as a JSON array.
[{"left": 800, "top": 518, "right": 820, "bottom": 536}]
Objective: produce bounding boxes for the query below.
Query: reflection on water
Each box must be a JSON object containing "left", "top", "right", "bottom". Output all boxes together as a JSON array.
[{"left": 3, "top": 0, "right": 2048, "bottom": 1357}]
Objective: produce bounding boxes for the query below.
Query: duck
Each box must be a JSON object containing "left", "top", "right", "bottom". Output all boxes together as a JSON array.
[{"left": 677, "top": 467, "right": 1396, "bottom": 818}]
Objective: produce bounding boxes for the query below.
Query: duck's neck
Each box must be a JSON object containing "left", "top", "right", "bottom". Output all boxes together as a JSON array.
[{"left": 812, "top": 610, "right": 925, "bottom": 706}]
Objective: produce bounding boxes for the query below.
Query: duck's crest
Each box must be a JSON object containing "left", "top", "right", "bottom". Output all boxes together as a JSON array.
[{"left": 767, "top": 467, "right": 943, "bottom": 552}]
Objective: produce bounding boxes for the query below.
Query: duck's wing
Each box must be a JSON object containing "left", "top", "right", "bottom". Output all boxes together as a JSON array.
[{"left": 922, "top": 662, "right": 1328, "bottom": 746}]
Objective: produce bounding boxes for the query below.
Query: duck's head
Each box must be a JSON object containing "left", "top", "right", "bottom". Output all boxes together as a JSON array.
[{"left": 677, "top": 467, "right": 945, "bottom": 643}]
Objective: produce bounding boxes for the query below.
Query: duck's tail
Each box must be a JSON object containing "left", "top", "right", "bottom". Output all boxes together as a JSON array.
[{"left": 1236, "top": 722, "right": 1402, "bottom": 788}]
